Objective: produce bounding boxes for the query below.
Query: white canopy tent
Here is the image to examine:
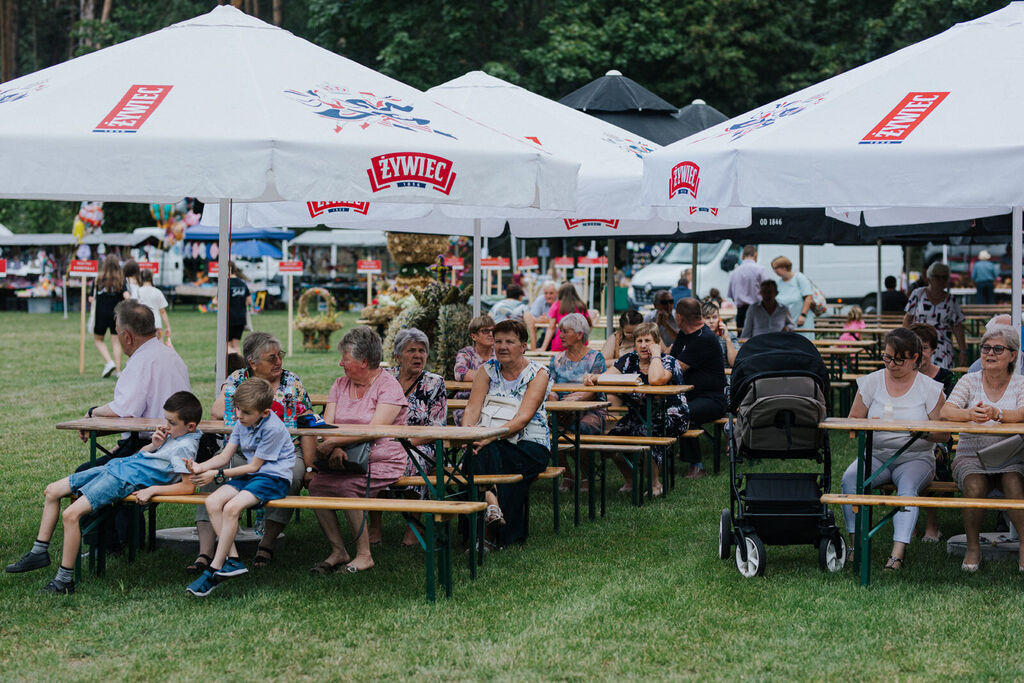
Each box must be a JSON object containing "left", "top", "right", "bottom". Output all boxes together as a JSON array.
[
  {"left": 0, "top": 6, "right": 579, "bottom": 382},
  {"left": 642, "top": 2, "right": 1024, "bottom": 332}
]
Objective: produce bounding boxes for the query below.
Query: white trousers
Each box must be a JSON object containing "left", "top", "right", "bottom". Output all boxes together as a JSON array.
[{"left": 841, "top": 456, "right": 935, "bottom": 544}]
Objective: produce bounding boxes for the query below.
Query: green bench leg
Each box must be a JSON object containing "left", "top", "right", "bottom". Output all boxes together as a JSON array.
[{"left": 424, "top": 512, "right": 436, "bottom": 602}]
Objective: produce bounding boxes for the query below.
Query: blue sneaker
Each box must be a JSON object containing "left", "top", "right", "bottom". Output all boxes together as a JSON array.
[
  {"left": 186, "top": 570, "right": 220, "bottom": 597},
  {"left": 214, "top": 557, "right": 248, "bottom": 578}
]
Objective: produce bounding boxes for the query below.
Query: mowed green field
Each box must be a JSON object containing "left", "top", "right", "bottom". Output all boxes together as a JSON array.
[{"left": 2, "top": 309, "right": 1024, "bottom": 680}]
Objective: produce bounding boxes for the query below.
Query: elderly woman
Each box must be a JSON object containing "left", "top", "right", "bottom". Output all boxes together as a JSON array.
[
  {"left": 601, "top": 309, "right": 643, "bottom": 361},
  {"left": 841, "top": 328, "right": 946, "bottom": 571},
  {"left": 308, "top": 326, "right": 409, "bottom": 573},
  {"left": 191, "top": 332, "right": 314, "bottom": 573},
  {"left": 382, "top": 328, "right": 447, "bottom": 547},
  {"left": 940, "top": 325, "right": 1024, "bottom": 572},
  {"left": 903, "top": 261, "right": 967, "bottom": 369},
  {"left": 454, "top": 314, "right": 496, "bottom": 395},
  {"left": 772, "top": 255, "right": 816, "bottom": 339},
  {"left": 462, "top": 319, "right": 552, "bottom": 548},
  {"left": 584, "top": 321, "right": 689, "bottom": 497},
  {"left": 740, "top": 280, "right": 794, "bottom": 339},
  {"left": 546, "top": 313, "right": 607, "bottom": 492}
]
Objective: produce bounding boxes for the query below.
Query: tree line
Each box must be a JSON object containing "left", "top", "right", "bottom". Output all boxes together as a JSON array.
[{"left": 0, "top": 0, "right": 1007, "bottom": 233}]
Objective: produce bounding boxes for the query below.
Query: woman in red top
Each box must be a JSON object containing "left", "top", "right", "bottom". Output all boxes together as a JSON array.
[{"left": 541, "top": 283, "right": 590, "bottom": 352}]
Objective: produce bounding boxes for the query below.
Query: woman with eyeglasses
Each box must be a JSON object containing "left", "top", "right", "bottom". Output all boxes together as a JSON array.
[
  {"left": 903, "top": 261, "right": 967, "bottom": 369},
  {"left": 840, "top": 328, "right": 946, "bottom": 571},
  {"left": 940, "top": 325, "right": 1024, "bottom": 572},
  {"left": 601, "top": 309, "right": 643, "bottom": 361}
]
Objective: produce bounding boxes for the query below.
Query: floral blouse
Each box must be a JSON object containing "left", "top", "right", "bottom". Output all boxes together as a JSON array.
[
  {"left": 387, "top": 368, "right": 447, "bottom": 467},
  {"left": 613, "top": 352, "right": 688, "bottom": 416},
  {"left": 905, "top": 288, "right": 964, "bottom": 369},
  {"left": 483, "top": 359, "right": 553, "bottom": 448},
  {"left": 223, "top": 368, "right": 312, "bottom": 428},
  {"left": 548, "top": 349, "right": 607, "bottom": 432},
  {"left": 454, "top": 345, "right": 495, "bottom": 398}
]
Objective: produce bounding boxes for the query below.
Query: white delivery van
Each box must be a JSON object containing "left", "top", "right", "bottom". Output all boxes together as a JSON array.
[
  {"left": 127, "top": 227, "right": 184, "bottom": 288},
  {"left": 628, "top": 240, "right": 903, "bottom": 311}
]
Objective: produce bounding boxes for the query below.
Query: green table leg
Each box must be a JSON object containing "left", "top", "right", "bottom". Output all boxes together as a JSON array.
[
  {"left": 550, "top": 412, "right": 562, "bottom": 533},
  {"left": 424, "top": 512, "right": 436, "bottom": 603},
  {"left": 858, "top": 432, "right": 872, "bottom": 587}
]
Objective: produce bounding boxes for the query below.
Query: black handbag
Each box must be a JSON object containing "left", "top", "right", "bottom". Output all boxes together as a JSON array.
[{"left": 316, "top": 441, "right": 371, "bottom": 475}]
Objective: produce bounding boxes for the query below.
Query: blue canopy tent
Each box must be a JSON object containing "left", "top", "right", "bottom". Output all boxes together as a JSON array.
[
  {"left": 231, "top": 239, "right": 282, "bottom": 259},
  {"left": 185, "top": 226, "right": 294, "bottom": 241}
]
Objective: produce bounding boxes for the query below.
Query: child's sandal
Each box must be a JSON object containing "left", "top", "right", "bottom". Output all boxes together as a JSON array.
[{"left": 186, "top": 553, "right": 212, "bottom": 575}]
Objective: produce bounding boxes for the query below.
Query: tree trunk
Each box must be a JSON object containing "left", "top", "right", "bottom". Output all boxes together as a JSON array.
[
  {"left": 272, "top": 0, "right": 282, "bottom": 26},
  {"left": 101, "top": 0, "right": 113, "bottom": 23},
  {"left": 0, "top": 0, "right": 17, "bottom": 82}
]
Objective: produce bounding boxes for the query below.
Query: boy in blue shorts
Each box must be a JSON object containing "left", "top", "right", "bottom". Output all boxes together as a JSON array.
[
  {"left": 185, "top": 377, "right": 295, "bottom": 597},
  {"left": 5, "top": 391, "right": 203, "bottom": 594}
]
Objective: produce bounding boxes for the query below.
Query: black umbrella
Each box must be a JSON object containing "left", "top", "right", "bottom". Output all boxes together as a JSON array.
[
  {"left": 559, "top": 70, "right": 711, "bottom": 145},
  {"left": 672, "top": 99, "right": 729, "bottom": 136}
]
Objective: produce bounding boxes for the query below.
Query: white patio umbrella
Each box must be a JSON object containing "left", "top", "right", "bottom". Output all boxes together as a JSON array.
[
  {"left": 0, "top": 6, "right": 579, "bottom": 381},
  {"left": 642, "top": 1, "right": 1024, "bottom": 332}
]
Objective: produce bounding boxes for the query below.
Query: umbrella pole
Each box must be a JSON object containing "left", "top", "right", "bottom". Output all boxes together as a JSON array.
[
  {"left": 216, "top": 199, "right": 232, "bottom": 389},
  {"left": 877, "top": 240, "right": 883, "bottom": 314},
  {"left": 473, "top": 219, "right": 482, "bottom": 317},
  {"left": 1013, "top": 206, "right": 1022, "bottom": 374},
  {"left": 606, "top": 238, "right": 614, "bottom": 339},
  {"left": 691, "top": 243, "right": 698, "bottom": 298}
]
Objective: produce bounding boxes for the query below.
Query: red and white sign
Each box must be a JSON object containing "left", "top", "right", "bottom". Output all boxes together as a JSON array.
[
  {"left": 94, "top": 85, "right": 172, "bottom": 133},
  {"left": 208, "top": 261, "right": 219, "bottom": 276},
  {"left": 564, "top": 219, "right": 620, "bottom": 231},
  {"left": 578, "top": 256, "right": 608, "bottom": 267},
  {"left": 278, "top": 260, "right": 304, "bottom": 275},
  {"left": 137, "top": 261, "right": 159, "bottom": 274},
  {"left": 688, "top": 207, "right": 720, "bottom": 216},
  {"left": 444, "top": 256, "right": 465, "bottom": 270},
  {"left": 861, "top": 92, "right": 949, "bottom": 144},
  {"left": 0, "top": 258, "right": 5, "bottom": 277},
  {"left": 357, "top": 259, "right": 382, "bottom": 274},
  {"left": 69, "top": 259, "right": 99, "bottom": 276},
  {"left": 480, "top": 257, "right": 510, "bottom": 270},
  {"left": 554, "top": 257, "right": 574, "bottom": 268},
  {"left": 306, "top": 201, "right": 370, "bottom": 217},
  {"left": 517, "top": 257, "right": 538, "bottom": 270},
  {"left": 669, "top": 161, "right": 700, "bottom": 199},
  {"left": 367, "top": 152, "right": 456, "bottom": 194}
]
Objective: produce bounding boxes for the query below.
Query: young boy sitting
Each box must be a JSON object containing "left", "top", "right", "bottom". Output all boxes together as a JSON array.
[
  {"left": 5, "top": 391, "right": 203, "bottom": 594},
  {"left": 185, "top": 377, "right": 295, "bottom": 597}
]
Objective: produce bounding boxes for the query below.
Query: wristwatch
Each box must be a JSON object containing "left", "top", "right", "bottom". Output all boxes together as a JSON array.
[
  {"left": 997, "top": 409, "right": 1005, "bottom": 422},
  {"left": 214, "top": 469, "right": 226, "bottom": 485},
  {"left": 87, "top": 406, "right": 97, "bottom": 418},
  {"left": 305, "top": 465, "right": 316, "bottom": 474}
]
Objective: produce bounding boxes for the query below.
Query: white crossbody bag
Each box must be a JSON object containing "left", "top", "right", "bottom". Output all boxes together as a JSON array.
[{"left": 476, "top": 395, "right": 521, "bottom": 444}]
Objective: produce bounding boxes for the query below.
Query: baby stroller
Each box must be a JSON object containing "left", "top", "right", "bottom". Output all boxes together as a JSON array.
[{"left": 718, "top": 332, "right": 845, "bottom": 577}]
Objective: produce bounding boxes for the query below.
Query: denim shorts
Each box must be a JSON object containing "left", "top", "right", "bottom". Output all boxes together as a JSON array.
[
  {"left": 68, "top": 467, "right": 135, "bottom": 511},
  {"left": 224, "top": 473, "right": 290, "bottom": 507}
]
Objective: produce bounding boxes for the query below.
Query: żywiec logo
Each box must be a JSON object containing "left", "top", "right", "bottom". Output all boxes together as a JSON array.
[
  {"left": 563, "top": 219, "right": 620, "bottom": 230},
  {"left": 306, "top": 201, "right": 370, "bottom": 217},
  {"left": 367, "top": 153, "right": 456, "bottom": 194},
  {"left": 860, "top": 92, "right": 949, "bottom": 144},
  {"left": 94, "top": 85, "right": 172, "bottom": 133},
  {"left": 669, "top": 161, "right": 700, "bottom": 200},
  {"left": 688, "top": 207, "right": 719, "bottom": 216}
]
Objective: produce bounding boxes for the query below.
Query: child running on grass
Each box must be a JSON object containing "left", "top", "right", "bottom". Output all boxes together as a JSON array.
[
  {"left": 5, "top": 391, "right": 203, "bottom": 594},
  {"left": 184, "top": 377, "right": 295, "bottom": 597}
]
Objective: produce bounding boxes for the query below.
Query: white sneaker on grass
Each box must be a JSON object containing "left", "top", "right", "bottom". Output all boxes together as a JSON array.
[{"left": 101, "top": 360, "right": 116, "bottom": 377}]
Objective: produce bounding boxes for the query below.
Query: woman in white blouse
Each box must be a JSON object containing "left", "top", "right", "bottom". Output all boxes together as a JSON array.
[
  {"left": 841, "top": 328, "right": 946, "bottom": 571},
  {"left": 940, "top": 325, "right": 1024, "bottom": 572}
]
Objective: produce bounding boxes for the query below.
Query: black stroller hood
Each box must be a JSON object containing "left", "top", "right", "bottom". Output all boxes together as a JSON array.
[{"left": 729, "top": 333, "right": 830, "bottom": 413}]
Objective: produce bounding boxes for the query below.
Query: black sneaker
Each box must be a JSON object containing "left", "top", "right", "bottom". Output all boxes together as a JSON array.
[
  {"left": 40, "top": 577, "right": 75, "bottom": 595},
  {"left": 5, "top": 551, "right": 51, "bottom": 573}
]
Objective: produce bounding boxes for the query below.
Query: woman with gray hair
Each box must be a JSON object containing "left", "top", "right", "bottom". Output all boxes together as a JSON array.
[
  {"left": 378, "top": 328, "right": 447, "bottom": 546},
  {"left": 546, "top": 312, "right": 607, "bottom": 491},
  {"left": 941, "top": 325, "right": 1024, "bottom": 572},
  {"left": 197, "top": 331, "right": 315, "bottom": 572},
  {"left": 903, "top": 261, "right": 967, "bottom": 368},
  {"left": 308, "top": 326, "right": 409, "bottom": 574}
]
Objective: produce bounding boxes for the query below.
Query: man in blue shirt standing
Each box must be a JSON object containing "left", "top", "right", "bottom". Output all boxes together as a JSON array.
[{"left": 971, "top": 250, "right": 998, "bottom": 305}]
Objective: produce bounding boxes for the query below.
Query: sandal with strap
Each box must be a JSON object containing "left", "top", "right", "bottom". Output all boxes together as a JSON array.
[
  {"left": 186, "top": 553, "right": 213, "bottom": 575},
  {"left": 253, "top": 545, "right": 274, "bottom": 569},
  {"left": 884, "top": 555, "right": 905, "bottom": 571}
]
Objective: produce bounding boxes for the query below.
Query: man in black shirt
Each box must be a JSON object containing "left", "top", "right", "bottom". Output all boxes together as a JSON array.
[
  {"left": 880, "top": 275, "right": 908, "bottom": 313},
  {"left": 669, "top": 298, "right": 727, "bottom": 479}
]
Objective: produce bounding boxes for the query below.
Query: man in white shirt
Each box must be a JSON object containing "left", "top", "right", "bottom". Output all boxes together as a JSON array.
[{"left": 528, "top": 281, "right": 558, "bottom": 348}]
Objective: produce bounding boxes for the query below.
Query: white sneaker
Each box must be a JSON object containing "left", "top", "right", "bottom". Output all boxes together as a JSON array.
[{"left": 101, "top": 360, "right": 116, "bottom": 377}]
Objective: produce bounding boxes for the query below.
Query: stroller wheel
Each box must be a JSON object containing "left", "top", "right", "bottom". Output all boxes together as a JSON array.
[
  {"left": 717, "top": 509, "right": 732, "bottom": 560},
  {"left": 735, "top": 534, "right": 766, "bottom": 577},
  {"left": 818, "top": 534, "right": 847, "bottom": 572}
]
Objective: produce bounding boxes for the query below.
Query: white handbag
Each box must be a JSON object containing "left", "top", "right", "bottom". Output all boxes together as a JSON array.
[{"left": 476, "top": 394, "right": 521, "bottom": 444}]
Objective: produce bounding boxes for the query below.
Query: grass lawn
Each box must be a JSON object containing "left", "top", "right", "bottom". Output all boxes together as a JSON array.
[{"left": 2, "top": 308, "right": 1024, "bottom": 679}]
